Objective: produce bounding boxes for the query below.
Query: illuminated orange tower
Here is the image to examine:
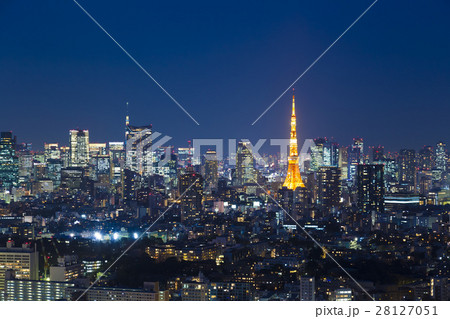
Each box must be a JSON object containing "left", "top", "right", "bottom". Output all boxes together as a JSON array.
[{"left": 283, "top": 93, "right": 305, "bottom": 190}]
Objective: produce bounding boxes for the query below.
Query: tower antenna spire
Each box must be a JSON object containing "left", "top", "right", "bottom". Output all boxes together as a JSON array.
[
  {"left": 292, "top": 89, "right": 295, "bottom": 115},
  {"left": 125, "top": 102, "right": 130, "bottom": 126},
  {"left": 283, "top": 89, "right": 305, "bottom": 190}
]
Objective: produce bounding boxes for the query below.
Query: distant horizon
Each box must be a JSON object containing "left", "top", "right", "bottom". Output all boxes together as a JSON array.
[{"left": 5, "top": 123, "right": 447, "bottom": 156}]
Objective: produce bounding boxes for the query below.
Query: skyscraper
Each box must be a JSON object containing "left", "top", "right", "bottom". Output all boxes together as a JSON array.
[
  {"left": 179, "top": 167, "right": 203, "bottom": 221},
  {"left": 353, "top": 138, "right": 364, "bottom": 162},
  {"left": 69, "top": 129, "right": 89, "bottom": 167},
  {"left": 383, "top": 158, "right": 399, "bottom": 190},
  {"left": 125, "top": 117, "right": 153, "bottom": 176},
  {"left": 203, "top": 150, "right": 218, "bottom": 192},
  {"left": 338, "top": 147, "right": 348, "bottom": 180},
  {"left": 398, "top": 149, "right": 416, "bottom": 186},
  {"left": 109, "top": 142, "right": 125, "bottom": 184},
  {"left": 318, "top": 166, "right": 341, "bottom": 209},
  {"left": 283, "top": 94, "right": 305, "bottom": 190},
  {"left": 60, "top": 146, "right": 70, "bottom": 168},
  {"left": 435, "top": 142, "right": 447, "bottom": 172},
  {"left": 234, "top": 141, "right": 256, "bottom": 186},
  {"left": 356, "top": 164, "right": 384, "bottom": 214},
  {"left": 311, "top": 138, "right": 339, "bottom": 171},
  {"left": 0, "top": 132, "right": 18, "bottom": 190},
  {"left": 178, "top": 147, "right": 193, "bottom": 168},
  {"left": 418, "top": 146, "right": 434, "bottom": 171},
  {"left": 123, "top": 168, "right": 140, "bottom": 206},
  {"left": 347, "top": 147, "right": 360, "bottom": 183},
  {"left": 44, "top": 143, "right": 60, "bottom": 161}
]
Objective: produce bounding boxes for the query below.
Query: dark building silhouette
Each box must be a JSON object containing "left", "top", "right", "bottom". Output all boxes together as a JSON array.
[
  {"left": 179, "top": 167, "right": 203, "bottom": 221},
  {"left": 318, "top": 166, "right": 341, "bottom": 209},
  {"left": 372, "top": 146, "right": 384, "bottom": 162},
  {"left": 398, "top": 149, "right": 416, "bottom": 186},
  {"left": 357, "top": 164, "right": 384, "bottom": 214}
]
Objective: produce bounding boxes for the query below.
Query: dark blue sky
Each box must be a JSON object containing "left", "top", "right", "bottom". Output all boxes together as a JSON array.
[{"left": 1, "top": 0, "right": 449, "bottom": 152}]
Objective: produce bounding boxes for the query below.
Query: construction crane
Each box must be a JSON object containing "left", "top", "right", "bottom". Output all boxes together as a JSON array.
[
  {"left": 39, "top": 238, "right": 50, "bottom": 279},
  {"left": 51, "top": 238, "right": 61, "bottom": 259}
]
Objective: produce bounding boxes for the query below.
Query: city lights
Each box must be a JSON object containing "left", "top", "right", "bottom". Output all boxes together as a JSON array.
[{"left": 0, "top": 1, "right": 449, "bottom": 312}]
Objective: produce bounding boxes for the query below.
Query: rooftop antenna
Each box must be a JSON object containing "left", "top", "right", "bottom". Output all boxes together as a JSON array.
[{"left": 125, "top": 102, "right": 130, "bottom": 126}]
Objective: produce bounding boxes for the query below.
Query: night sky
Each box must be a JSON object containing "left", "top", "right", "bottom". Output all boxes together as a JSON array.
[{"left": 1, "top": 0, "right": 450, "bottom": 152}]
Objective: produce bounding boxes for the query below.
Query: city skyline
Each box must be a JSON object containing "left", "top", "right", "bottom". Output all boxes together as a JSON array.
[
  {"left": 1, "top": 1, "right": 450, "bottom": 150},
  {"left": 1, "top": 0, "right": 450, "bottom": 307}
]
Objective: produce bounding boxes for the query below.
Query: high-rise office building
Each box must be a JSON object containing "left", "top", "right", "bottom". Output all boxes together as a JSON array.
[
  {"left": 89, "top": 143, "right": 107, "bottom": 157},
  {"left": 330, "top": 142, "right": 340, "bottom": 167},
  {"left": 125, "top": 117, "right": 153, "bottom": 176},
  {"left": 0, "top": 132, "right": 19, "bottom": 190},
  {"left": 311, "top": 138, "right": 339, "bottom": 171},
  {"left": 353, "top": 138, "right": 364, "bottom": 162},
  {"left": 418, "top": 146, "right": 434, "bottom": 171},
  {"left": 44, "top": 143, "right": 60, "bottom": 160},
  {"left": 283, "top": 94, "right": 305, "bottom": 190},
  {"left": 179, "top": 167, "right": 203, "bottom": 221},
  {"left": 311, "top": 138, "right": 325, "bottom": 171},
  {"left": 60, "top": 146, "right": 70, "bottom": 168},
  {"left": 123, "top": 168, "right": 140, "bottom": 206},
  {"left": 18, "top": 151, "right": 33, "bottom": 183},
  {"left": 47, "top": 158, "right": 62, "bottom": 189},
  {"left": 435, "top": 142, "right": 447, "bottom": 172},
  {"left": 60, "top": 167, "right": 83, "bottom": 191},
  {"left": 347, "top": 147, "right": 360, "bottom": 183},
  {"left": 178, "top": 147, "right": 193, "bottom": 168},
  {"left": 356, "top": 164, "right": 384, "bottom": 214},
  {"left": 234, "top": 141, "right": 256, "bottom": 186},
  {"left": 317, "top": 166, "right": 341, "bottom": 209},
  {"left": 109, "top": 142, "right": 125, "bottom": 184},
  {"left": 203, "top": 150, "right": 218, "bottom": 192},
  {"left": 338, "top": 147, "right": 348, "bottom": 180},
  {"left": 0, "top": 241, "right": 39, "bottom": 299},
  {"left": 69, "top": 129, "right": 89, "bottom": 167},
  {"left": 383, "top": 158, "right": 399, "bottom": 190},
  {"left": 398, "top": 149, "right": 416, "bottom": 185}
]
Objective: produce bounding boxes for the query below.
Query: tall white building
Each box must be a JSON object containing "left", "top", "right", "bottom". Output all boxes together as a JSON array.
[
  {"left": 125, "top": 117, "right": 153, "bottom": 176},
  {"left": 435, "top": 142, "right": 447, "bottom": 172},
  {"left": 69, "top": 129, "right": 89, "bottom": 167}
]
